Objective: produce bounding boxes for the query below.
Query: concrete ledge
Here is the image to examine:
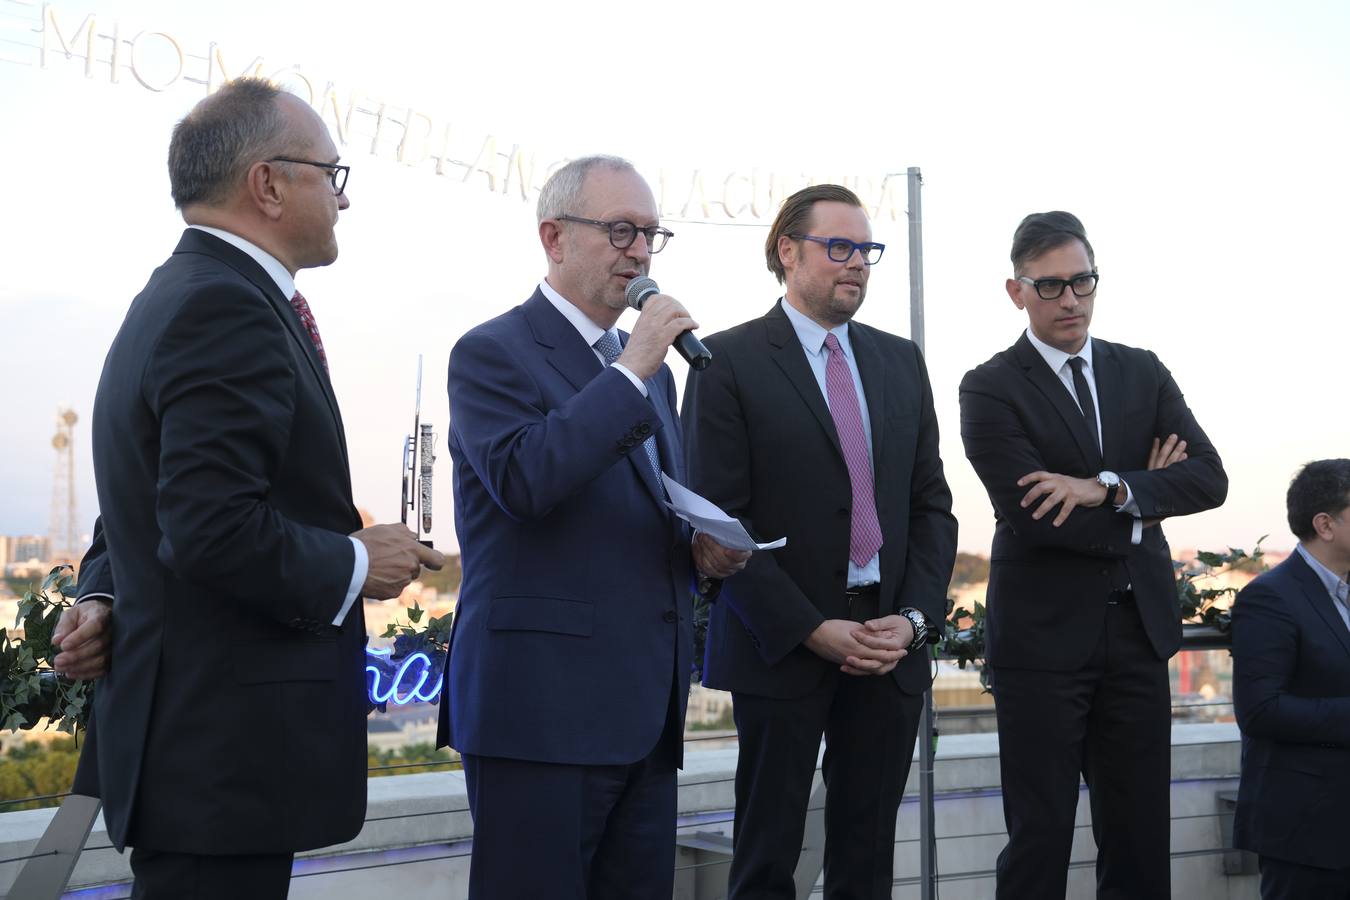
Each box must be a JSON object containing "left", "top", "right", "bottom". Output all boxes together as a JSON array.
[{"left": 0, "top": 723, "right": 1252, "bottom": 899}]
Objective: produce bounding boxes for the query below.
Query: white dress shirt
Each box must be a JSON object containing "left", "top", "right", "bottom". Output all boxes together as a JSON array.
[
  {"left": 539, "top": 279, "right": 647, "bottom": 397},
  {"left": 1024, "top": 328, "right": 1143, "bottom": 545}
]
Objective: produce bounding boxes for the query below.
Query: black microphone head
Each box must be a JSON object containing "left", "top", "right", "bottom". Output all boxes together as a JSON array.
[{"left": 625, "top": 276, "right": 660, "bottom": 311}]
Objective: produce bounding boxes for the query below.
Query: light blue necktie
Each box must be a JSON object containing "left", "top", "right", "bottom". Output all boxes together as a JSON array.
[{"left": 594, "top": 331, "right": 662, "bottom": 480}]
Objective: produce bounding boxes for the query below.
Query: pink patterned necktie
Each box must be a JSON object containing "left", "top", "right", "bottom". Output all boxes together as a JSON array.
[
  {"left": 289, "top": 290, "right": 329, "bottom": 374},
  {"left": 824, "top": 333, "right": 883, "bottom": 566}
]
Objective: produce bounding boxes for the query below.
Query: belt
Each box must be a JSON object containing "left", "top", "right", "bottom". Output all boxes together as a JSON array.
[
  {"left": 844, "top": 583, "right": 881, "bottom": 600},
  {"left": 1106, "top": 589, "right": 1134, "bottom": 605}
]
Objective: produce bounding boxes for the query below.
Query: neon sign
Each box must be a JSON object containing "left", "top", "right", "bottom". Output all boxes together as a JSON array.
[{"left": 366, "top": 646, "right": 442, "bottom": 706}]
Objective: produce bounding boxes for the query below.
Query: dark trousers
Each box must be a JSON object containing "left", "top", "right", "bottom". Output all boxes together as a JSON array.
[
  {"left": 1260, "top": 855, "right": 1350, "bottom": 899},
  {"left": 129, "top": 848, "right": 293, "bottom": 899},
  {"left": 727, "top": 597, "right": 924, "bottom": 900},
  {"left": 462, "top": 694, "right": 680, "bottom": 900},
  {"left": 991, "top": 598, "right": 1172, "bottom": 900}
]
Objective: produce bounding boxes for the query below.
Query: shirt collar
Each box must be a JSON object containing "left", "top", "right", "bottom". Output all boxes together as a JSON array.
[
  {"left": 781, "top": 296, "right": 853, "bottom": 358},
  {"left": 1026, "top": 326, "right": 1093, "bottom": 375},
  {"left": 1295, "top": 544, "right": 1350, "bottom": 604},
  {"left": 189, "top": 225, "right": 295, "bottom": 299},
  {"left": 539, "top": 278, "right": 615, "bottom": 350}
]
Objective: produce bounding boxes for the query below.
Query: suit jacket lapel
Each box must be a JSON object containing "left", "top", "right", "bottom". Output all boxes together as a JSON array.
[
  {"left": 175, "top": 230, "right": 349, "bottom": 465},
  {"left": 1092, "top": 339, "right": 1126, "bottom": 469},
  {"left": 524, "top": 292, "right": 667, "bottom": 511},
  {"left": 1012, "top": 334, "right": 1102, "bottom": 471},
  {"left": 765, "top": 303, "right": 843, "bottom": 458},
  {"left": 1291, "top": 553, "right": 1350, "bottom": 661}
]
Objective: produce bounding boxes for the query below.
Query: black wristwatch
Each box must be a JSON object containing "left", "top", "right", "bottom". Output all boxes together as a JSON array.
[{"left": 899, "top": 607, "right": 929, "bottom": 650}]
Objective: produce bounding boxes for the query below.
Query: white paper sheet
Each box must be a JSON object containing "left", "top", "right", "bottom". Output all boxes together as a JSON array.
[{"left": 662, "top": 474, "right": 787, "bottom": 552}]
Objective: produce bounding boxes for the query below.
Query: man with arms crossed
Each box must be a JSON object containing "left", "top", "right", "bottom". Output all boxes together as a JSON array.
[
  {"left": 66, "top": 78, "right": 443, "bottom": 897},
  {"left": 959, "top": 210, "right": 1227, "bottom": 898},
  {"left": 438, "top": 155, "right": 746, "bottom": 899},
  {"left": 1234, "top": 459, "right": 1350, "bottom": 898},
  {"left": 682, "top": 184, "right": 957, "bottom": 898}
]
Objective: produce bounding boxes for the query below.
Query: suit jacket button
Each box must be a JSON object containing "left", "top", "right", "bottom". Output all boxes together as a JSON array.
[
  {"left": 663, "top": 610, "right": 677, "bottom": 623},
  {"left": 838, "top": 508, "right": 849, "bottom": 517},
  {"left": 638, "top": 423, "right": 652, "bottom": 435}
]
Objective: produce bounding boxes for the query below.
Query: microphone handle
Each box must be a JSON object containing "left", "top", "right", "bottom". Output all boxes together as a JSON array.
[{"left": 674, "top": 329, "right": 712, "bottom": 370}]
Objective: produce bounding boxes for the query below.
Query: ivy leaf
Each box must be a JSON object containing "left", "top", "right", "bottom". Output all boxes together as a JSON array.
[
  {"left": 407, "top": 602, "right": 424, "bottom": 625},
  {"left": 3, "top": 711, "right": 27, "bottom": 732},
  {"left": 380, "top": 623, "right": 398, "bottom": 638}
]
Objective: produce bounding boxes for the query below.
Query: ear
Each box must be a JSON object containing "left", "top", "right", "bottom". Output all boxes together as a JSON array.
[
  {"left": 1006, "top": 278, "right": 1027, "bottom": 310},
  {"left": 245, "top": 161, "right": 286, "bottom": 222},
  {"left": 777, "top": 234, "right": 798, "bottom": 274},
  {"left": 1311, "top": 511, "right": 1337, "bottom": 542},
  {"left": 539, "top": 220, "right": 565, "bottom": 264}
]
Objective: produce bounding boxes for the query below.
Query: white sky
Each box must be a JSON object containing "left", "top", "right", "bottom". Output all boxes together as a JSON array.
[{"left": 2, "top": 0, "right": 1347, "bottom": 557}]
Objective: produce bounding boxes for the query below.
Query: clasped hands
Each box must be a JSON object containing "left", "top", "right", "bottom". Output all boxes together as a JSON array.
[
  {"left": 1016, "top": 434, "right": 1188, "bottom": 527},
  {"left": 806, "top": 615, "right": 916, "bottom": 676}
]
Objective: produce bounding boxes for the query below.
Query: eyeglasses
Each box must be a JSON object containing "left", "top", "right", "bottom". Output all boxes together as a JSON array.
[
  {"left": 1017, "top": 272, "right": 1099, "bottom": 301},
  {"left": 268, "top": 157, "right": 350, "bottom": 195},
  {"left": 557, "top": 215, "right": 674, "bottom": 254},
  {"left": 788, "top": 234, "right": 885, "bottom": 265}
]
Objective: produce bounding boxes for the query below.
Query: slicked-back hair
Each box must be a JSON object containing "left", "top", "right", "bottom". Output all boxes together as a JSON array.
[
  {"left": 536, "top": 155, "right": 638, "bottom": 224},
  {"left": 765, "top": 184, "right": 865, "bottom": 284},
  {"left": 1010, "top": 210, "right": 1096, "bottom": 274},
  {"left": 168, "top": 78, "right": 294, "bottom": 209},
  {"left": 1287, "top": 458, "right": 1350, "bottom": 540}
]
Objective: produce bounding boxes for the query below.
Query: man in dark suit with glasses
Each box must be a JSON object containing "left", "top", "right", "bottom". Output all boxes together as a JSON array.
[
  {"left": 959, "top": 211, "right": 1228, "bottom": 898},
  {"left": 64, "top": 77, "right": 443, "bottom": 897},
  {"left": 682, "top": 183, "right": 957, "bottom": 898}
]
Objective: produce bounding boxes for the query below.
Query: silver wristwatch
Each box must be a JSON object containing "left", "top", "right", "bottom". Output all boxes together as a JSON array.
[
  {"left": 899, "top": 607, "right": 929, "bottom": 650},
  {"left": 1096, "top": 470, "right": 1121, "bottom": 503}
]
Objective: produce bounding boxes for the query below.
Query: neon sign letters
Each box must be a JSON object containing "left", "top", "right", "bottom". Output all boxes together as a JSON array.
[{"left": 366, "top": 646, "right": 442, "bottom": 706}]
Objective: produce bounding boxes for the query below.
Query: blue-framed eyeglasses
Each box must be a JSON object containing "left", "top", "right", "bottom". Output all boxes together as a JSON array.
[{"left": 788, "top": 234, "right": 885, "bottom": 265}]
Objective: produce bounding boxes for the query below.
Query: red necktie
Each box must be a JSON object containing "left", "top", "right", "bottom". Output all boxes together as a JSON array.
[
  {"left": 289, "top": 290, "right": 329, "bottom": 374},
  {"left": 824, "top": 333, "right": 883, "bottom": 566}
]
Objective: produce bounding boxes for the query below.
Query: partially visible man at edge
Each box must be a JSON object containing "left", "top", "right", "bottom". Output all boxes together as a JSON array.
[
  {"left": 51, "top": 77, "right": 443, "bottom": 898},
  {"left": 1233, "top": 459, "right": 1350, "bottom": 899}
]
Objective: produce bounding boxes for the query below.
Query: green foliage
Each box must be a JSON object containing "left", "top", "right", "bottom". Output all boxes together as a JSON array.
[
  {"left": 935, "top": 598, "right": 990, "bottom": 691},
  {"left": 1175, "top": 537, "right": 1267, "bottom": 630},
  {"left": 0, "top": 736, "right": 81, "bottom": 811},
  {"left": 379, "top": 598, "right": 454, "bottom": 649},
  {"left": 0, "top": 566, "right": 91, "bottom": 735}
]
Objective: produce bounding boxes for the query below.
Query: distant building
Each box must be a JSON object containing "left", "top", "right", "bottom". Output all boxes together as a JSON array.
[
  {"left": 8, "top": 535, "right": 48, "bottom": 565},
  {"left": 0, "top": 535, "right": 9, "bottom": 567}
]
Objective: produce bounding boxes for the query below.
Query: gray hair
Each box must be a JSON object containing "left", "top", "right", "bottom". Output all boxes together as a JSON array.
[
  {"left": 168, "top": 78, "right": 296, "bottom": 209},
  {"left": 536, "top": 155, "right": 637, "bottom": 223}
]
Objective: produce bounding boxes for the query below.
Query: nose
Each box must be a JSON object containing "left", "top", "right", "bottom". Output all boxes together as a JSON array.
[
  {"left": 844, "top": 247, "right": 865, "bottom": 270},
  {"left": 1057, "top": 286, "right": 1079, "bottom": 309},
  {"left": 337, "top": 189, "right": 350, "bottom": 211},
  {"left": 626, "top": 232, "right": 652, "bottom": 265}
]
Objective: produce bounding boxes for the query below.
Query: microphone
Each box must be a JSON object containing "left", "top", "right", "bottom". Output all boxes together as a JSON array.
[{"left": 624, "top": 276, "right": 712, "bottom": 370}]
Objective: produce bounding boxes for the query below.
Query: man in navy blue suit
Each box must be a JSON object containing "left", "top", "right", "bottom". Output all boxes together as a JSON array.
[
  {"left": 1233, "top": 458, "right": 1350, "bottom": 899},
  {"left": 437, "top": 155, "right": 747, "bottom": 899}
]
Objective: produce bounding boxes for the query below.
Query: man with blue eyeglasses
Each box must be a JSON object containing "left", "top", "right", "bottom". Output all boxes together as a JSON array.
[
  {"left": 682, "top": 183, "right": 957, "bottom": 898},
  {"left": 960, "top": 211, "right": 1228, "bottom": 898}
]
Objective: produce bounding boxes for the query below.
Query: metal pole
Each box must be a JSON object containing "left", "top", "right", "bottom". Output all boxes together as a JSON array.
[
  {"left": 907, "top": 167, "right": 925, "bottom": 354},
  {"left": 906, "top": 166, "right": 938, "bottom": 900}
]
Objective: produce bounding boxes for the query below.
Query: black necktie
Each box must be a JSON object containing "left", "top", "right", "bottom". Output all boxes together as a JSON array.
[{"left": 1068, "top": 356, "right": 1100, "bottom": 452}]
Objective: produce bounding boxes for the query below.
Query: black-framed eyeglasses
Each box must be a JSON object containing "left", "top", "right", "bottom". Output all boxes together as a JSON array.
[
  {"left": 557, "top": 215, "right": 673, "bottom": 253},
  {"left": 1017, "top": 271, "right": 1099, "bottom": 301},
  {"left": 268, "top": 157, "right": 350, "bottom": 195},
  {"left": 788, "top": 234, "right": 885, "bottom": 265}
]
